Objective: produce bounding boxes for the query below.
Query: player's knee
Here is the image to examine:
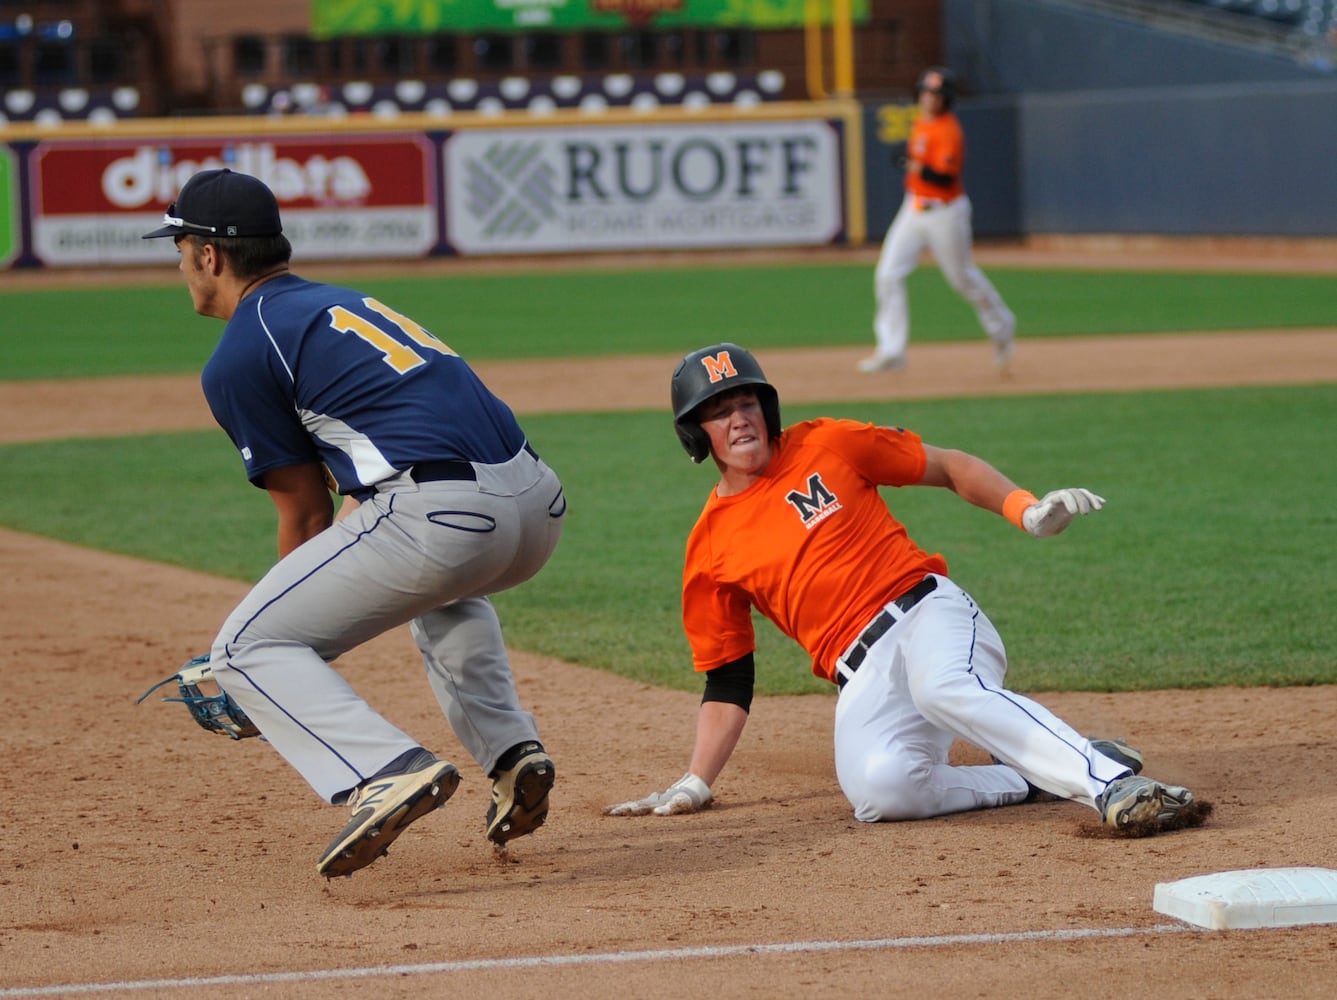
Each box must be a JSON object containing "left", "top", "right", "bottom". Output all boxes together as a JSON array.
[
  {"left": 846, "top": 754, "right": 936, "bottom": 822},
  {"left": 941, "top": 272, "right": 970, "bottom": 294}
]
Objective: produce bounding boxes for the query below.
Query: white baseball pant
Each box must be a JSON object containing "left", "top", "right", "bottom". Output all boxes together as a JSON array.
[
  {"left": 833, "top": 575, "right": 1130, "bottom": 822},
  {"left": 872, "top": 194, "right": 1015, "bottom": 360}
]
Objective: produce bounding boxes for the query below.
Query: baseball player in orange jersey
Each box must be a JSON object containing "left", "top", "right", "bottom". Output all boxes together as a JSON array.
[
  {"left": 608, "top": 344, "right": 1201, "bottom": 835},
  {"left": 860, "top": 66, "right": 1016, "bottom": 373}
]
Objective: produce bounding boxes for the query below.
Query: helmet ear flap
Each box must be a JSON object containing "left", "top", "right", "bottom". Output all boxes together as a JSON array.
[
  {"left": 758, "top": 385, "right": 782, "bottom": 442},
  {"left": 676, "top": 422, "right": 711, "bottom": 464}
]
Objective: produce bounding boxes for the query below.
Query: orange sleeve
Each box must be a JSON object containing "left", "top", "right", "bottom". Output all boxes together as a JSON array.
[{"left": 682, "top": 506, "right": 757, "bottom": 672}]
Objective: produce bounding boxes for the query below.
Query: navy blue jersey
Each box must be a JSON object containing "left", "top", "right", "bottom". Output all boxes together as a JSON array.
[{"left": 201, "top": 273, "right": 526, "bottom": 495}]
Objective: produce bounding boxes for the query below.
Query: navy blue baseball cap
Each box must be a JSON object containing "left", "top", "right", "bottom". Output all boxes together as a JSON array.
[{"left": 142, "top": 168, "right": 283, "bottom": 239}]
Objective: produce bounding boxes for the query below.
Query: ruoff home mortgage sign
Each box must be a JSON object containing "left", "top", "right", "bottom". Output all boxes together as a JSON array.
[{"left": 443, "top": 119, "right": 844, "bottom": 254}]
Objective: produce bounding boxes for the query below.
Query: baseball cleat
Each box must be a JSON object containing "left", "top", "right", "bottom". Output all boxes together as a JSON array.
[
  {"left": 1099, "top": 775, "right": 1194, "bottom": 830},
  {"left": 1091, "top": 737, "right": 1144, "bottom": 776},
  {"left": 857, "top": 353, "right": 906, "bottom": 374},
  {"left": 487, "top": 742, "right": 555, "bottom": 846},
  {"left": 318, "top": 750, "right": 459, "bottom": 879}
]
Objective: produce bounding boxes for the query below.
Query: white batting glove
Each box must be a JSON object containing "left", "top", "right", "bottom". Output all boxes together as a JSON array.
[
  {"left": 1021, "top": 488, "right": 1105, "bottom": 538},
  {"left": 605, "top": 773, "right": 713, "bottom": 816}
]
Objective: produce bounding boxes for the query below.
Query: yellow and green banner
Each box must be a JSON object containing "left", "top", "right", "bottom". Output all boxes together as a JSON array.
[{"left": 312, "top": 0, "right": 868, "bottom": 35}]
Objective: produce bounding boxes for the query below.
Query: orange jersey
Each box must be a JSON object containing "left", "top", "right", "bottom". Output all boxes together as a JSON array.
[
  {"left": 682, "top": 418, "right": 949, "bottom": 683},
  {"left": 906, "top": 111, "right": 965, "bottom": 202}
]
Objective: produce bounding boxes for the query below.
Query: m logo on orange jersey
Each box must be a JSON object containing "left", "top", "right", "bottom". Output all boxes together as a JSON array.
[
  {"left": 701, "top": 351, "right": 738, "bottom": 383},
  {"left": 786, "top": 472, "right": 842, "bottom": 529}
]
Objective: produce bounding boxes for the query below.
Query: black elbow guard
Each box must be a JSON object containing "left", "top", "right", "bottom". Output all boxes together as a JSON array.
[
  {"left": 919, "top": 165, "right": 956, "bottom": 189},
  {"left": 702, "top": 653, "right": 755, "bottom": 713}
]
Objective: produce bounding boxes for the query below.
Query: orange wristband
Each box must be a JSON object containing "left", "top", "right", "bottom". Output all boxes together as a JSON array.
[{"left": 1002, "top": 489, "right": 1039, "bottom": 531}]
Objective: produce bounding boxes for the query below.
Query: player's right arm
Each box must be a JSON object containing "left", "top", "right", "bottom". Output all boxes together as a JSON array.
[
  {"left": 606, "top": 515, "right": 758, "bottom": 817},
  {"left": 686, "top": 700, "right": 749, "bottom": 783},
  {"left": 263, "top": 463, "right": 335, "bottom": 558},
  {"left": 604, "top": 654, "right": 753, "bottom": 817}
]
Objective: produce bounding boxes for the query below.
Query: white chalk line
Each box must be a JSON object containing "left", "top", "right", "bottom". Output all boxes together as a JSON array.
[{"left": 0, "top": 924, "right": 1192, "bottom": 997}]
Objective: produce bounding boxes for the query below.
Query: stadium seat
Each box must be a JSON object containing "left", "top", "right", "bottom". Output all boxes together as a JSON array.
[
  {"left": 0, "top": 83, "right": 141, "bottom": 123},
  {"left": 239, "top": 70, "right": 789, "bottom": 117}
]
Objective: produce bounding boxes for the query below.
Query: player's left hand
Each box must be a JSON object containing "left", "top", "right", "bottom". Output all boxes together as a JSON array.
[
  {"left": 136, "top": 653, "right": 261, "bottom": 740},
  {"left": 605, "top": 773, "right": 712, "bottom": 816},
  {"left": 1022, "top": 488, "right": 1105, "bottom": 538}
]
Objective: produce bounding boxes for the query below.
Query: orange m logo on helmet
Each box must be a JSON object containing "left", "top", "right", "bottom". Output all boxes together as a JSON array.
[{"left": 701, "top": 351, "right": 738, "bottom": 383}]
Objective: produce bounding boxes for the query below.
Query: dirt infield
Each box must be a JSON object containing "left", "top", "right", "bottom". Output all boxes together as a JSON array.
[
  {"left": 4, "top": 249, "right": 1337, "bottom": 997},
  {"left": 4, "top": 328, "right": 1336, "bottom": 444}
]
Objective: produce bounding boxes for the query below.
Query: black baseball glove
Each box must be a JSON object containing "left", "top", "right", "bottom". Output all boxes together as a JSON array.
[{"left": 137, "top": 653, "right": 260, "bottom": 740}]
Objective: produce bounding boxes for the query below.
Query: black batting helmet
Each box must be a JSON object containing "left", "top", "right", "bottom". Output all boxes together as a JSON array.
[
  {"left": 914, "top": 66, "right": 957, "bottom": 110},
  {"left": 671, "top": 343, "right": 782, "bottom": 463}
]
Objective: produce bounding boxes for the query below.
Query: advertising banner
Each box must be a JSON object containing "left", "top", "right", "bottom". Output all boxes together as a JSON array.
[
  {"left": 0, "top": 147, "right": 17, "bottom": 269},
  {"left": 314, "top": 0, "right": 869, "bottom": 34},
  {"left": 30, "top": 136, "right": 437, "bottom": 267},
  {"left": 444, "top": 119, "right": 843, "bottom": 254}
]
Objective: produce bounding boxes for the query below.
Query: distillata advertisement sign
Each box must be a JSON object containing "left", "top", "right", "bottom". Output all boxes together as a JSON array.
[
  {"left": 30, "top": 136, "right": 436, "bottom": 266},
  {"left": 443, "top": 119, "right": 843, "bottom": 254}
]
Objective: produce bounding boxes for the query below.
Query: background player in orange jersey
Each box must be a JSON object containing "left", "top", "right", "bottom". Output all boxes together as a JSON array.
[
  {"left": 860, "top": 66, "right": 1016, "bottom": 373},
  {"left": 607, "top": 344, "right": 1205, "bottom": 836}
]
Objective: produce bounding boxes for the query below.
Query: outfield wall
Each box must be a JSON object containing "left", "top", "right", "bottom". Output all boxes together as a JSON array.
[
  {"left": 4, "top": 80, "right": 1336, "bottom": 271},
  {"left": 862, "top": 79, "right": 1337, "bottom": 240},
  {"left": 0, "top": 103, "right": 863, "bottom": 271}
]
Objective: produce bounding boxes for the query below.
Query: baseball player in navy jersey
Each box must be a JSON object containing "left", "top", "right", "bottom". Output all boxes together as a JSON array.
[
  {"left": 143, "top": 168, "right": 565, "bottom": 879},
  {"left": 861, "top": 67, "right": 1016, "bottom": 373}
]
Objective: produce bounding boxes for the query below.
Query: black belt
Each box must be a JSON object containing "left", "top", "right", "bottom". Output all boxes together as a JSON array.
[
  {"left": 408, "top": 443, "right": 539, "bottom": 485},
  {"left": 836, "top": 576, "right": 939, "bottom": 688},
  {"left": 410, "top": 460, "right": 476, "bottom": 483}
]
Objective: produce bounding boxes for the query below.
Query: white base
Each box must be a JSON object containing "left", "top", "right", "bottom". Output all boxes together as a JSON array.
[{"left": 1153, "top": 867, "right": 1337, "bottom": 930}]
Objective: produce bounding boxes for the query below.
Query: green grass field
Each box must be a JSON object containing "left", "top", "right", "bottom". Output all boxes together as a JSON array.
[
  {"left": 1, "top": 260, "right": 1334, "bottom": 696},
  {"left": 2, "top": 261, "right": 1334, "bottom": 378}
]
